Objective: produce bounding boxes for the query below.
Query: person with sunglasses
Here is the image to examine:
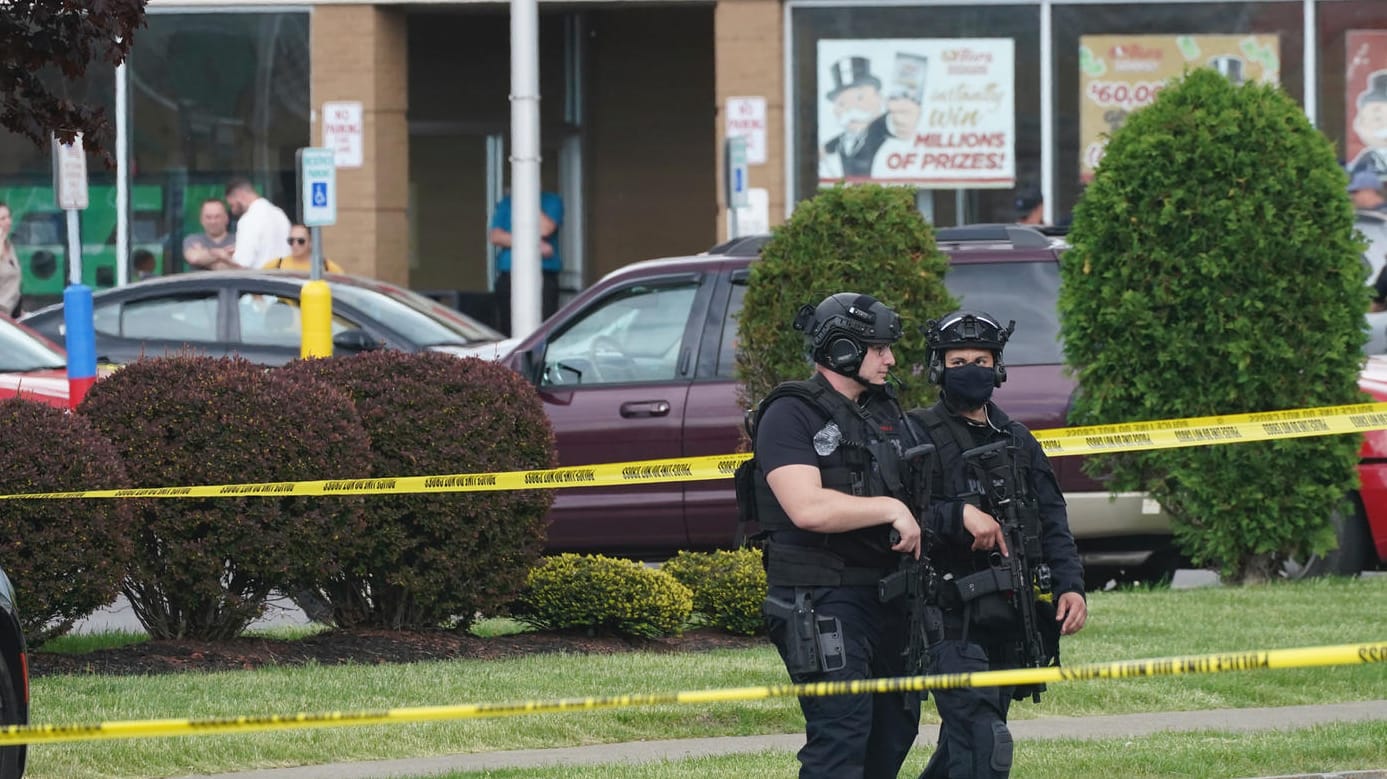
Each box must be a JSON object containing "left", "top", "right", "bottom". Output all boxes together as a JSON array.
[{"left": 265, "top": 224, "right": 344, "bottom": 274}]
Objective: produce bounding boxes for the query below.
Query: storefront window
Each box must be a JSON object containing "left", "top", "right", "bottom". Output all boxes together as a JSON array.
[
  {"left": 0, "top": 12, "right": 308, "bottom": 303},
  {"left": 131, "top": 12, "right": 310, "bottom": 274},
  {"left": 1053, "top": 2, "right": 1304, "bottom": 223},
  {"left": 789, "top": 5, "right": 1042, "bottom": 225},
  {"left": 0, "top": 67, "right": 118, "bottom": 299},
  {"left": 1317, "top": 2, "right": 1387, "bottom": 176},
  {"left": 787, "top": 1, "right": 1332, "bottom": 226}
]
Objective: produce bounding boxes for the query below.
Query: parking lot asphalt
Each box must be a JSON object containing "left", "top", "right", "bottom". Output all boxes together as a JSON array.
[{"left": 165, "top": 700, "right": 1387, "bottom": 779}]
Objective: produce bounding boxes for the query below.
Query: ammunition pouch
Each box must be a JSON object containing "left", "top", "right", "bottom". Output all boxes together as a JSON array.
[
  {"left": 763, "top": 541, "right": 886, "bottom": 587},
  {"left": 763, "top": 590, "right": 847, "bottom": 675},
  {"left": 732, "top": 458, "right": 761, "bottom": 547},
  {"left": 953, "top": 566, "right": 1018, "bottom": 632}
]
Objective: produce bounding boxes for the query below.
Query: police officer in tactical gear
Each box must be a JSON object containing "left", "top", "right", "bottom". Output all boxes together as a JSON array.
[
  {"left": 750, "top": 292, "right": 923, "bottom": 779},
  {"left": 911, "top": 310, "right": 1087, "bottom": 779}
]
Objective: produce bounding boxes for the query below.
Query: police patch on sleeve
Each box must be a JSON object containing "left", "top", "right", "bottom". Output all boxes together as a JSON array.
[{"left": 814, "top": 421, "right": 843, "bottom": 456}]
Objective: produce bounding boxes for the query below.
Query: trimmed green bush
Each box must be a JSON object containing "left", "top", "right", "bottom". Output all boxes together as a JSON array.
[
  {"left": 0, "top": 399, "right": 134, "bottom": 646},
  {"left": 1061, "top": 68, "right": 1367, "bottom": 582},
  {"left": 79, "top": 356, "right": 374, "bottom": 639},
  {"left": 516, "top": 554, "right": 692, "bottom": 638},
  {"left": 278, "top": 351, "right": 555, "bottom": 630},
  {"left": 735, "top": 183, "right": 956, "bottom": 412},
  {"left": 661, "top": 548, "right": 767, "bottom": 635}
]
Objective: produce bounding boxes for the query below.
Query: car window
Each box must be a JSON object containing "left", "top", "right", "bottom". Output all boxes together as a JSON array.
[
  {"left": 109, "top": 294, "right": 219, "bottom": 342},
  {"left": 238, "top": 294, "right": 301, "bottom": 347},
  {"left": 237, "top": 293, "right": 365, "bottom": 346},
  {"left": 329, "top": 283, "right": 498, "bottom": 347},
  {"left": 715, "top": 279, "right": 748, "bottom": 379},
  {"left": 944, "top": 261, "right": 1062, "bottom": 366},
  {"left": 0, "top": 318, "right": 65, "bottom": 372},
  {"left": 542, "top": 282, "right": 699, "bottom": 386}
]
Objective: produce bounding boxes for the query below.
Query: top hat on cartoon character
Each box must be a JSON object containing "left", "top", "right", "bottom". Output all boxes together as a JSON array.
[
  {"left": 1359, "top": 71, "right": 1387, "bottom": 108},
  {"left": 827, "top": 56, "right": 883, "bottom": 100},
  {"left": 1209, "top": 55, "right": 1245, "bottom": 86}
]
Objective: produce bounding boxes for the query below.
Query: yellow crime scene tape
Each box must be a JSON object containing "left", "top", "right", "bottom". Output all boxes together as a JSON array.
[
  {"left": 1032, "top": 401, "right": 1387, "bottom": 456},
  {"left": 1, "top": 401, "right": 1386, "bottom": 501},
  {"left": 0, "top": 641, "right": 1381, "bottom": 746}
]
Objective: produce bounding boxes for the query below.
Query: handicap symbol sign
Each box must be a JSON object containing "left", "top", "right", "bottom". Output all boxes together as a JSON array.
[{"left": 311, "top": 182, "right": 328, "bottom": 207}]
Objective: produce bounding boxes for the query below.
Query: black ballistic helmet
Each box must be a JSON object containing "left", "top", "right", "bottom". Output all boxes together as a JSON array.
[
  {"left": 924, "top": 309, "right": 1015, "bottom": 386},
  {"left": 793, "top": 292, "right": 902, "bottom": 377}
]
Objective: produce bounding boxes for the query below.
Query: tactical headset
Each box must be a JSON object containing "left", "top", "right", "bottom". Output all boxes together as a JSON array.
[
  {"left": 924, "top": 310, "right": 1015, "bottom": 387},
  {"left": 793, "top": 293, "right": 902, "bottom": 377}
]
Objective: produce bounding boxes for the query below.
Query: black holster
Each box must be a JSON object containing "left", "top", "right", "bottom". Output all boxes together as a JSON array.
[{"left": 763, "top": 589, "right": 846, "bottom": 675}]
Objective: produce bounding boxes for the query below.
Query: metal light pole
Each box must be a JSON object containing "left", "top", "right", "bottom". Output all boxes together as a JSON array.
[
  {"left": 509, "top": 0, "right": 543, "bottom": 338},
  {"left": 116, "top": 60, "right": 129, "bottom": 286}
]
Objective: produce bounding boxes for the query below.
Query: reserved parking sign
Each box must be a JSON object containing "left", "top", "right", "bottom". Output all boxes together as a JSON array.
[{"left": 297, "top": 147, "right": 337, "bottom": 226}]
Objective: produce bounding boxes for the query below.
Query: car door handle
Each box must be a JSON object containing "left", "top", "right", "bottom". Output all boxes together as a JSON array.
[{"left": 620, "top": 400, "right": 671, "bottom": 418}]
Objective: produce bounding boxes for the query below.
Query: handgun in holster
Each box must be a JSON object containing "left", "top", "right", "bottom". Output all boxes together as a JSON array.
[{"left": 763, "top": 590, "right": 846, "bottom": 675}]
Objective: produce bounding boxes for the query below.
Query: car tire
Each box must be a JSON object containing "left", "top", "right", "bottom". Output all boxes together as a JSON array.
[
  {"left": 0, "top": 653, "right": 25, "bottom": 779},
  {"left": 1134, "top": 547, "right": 1185, "bottom": 585},
  {"left": 1281, "top": 494, "right": 1372, "bottom": 580}
]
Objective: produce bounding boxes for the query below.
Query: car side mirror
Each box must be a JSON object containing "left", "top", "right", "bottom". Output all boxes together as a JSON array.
[
  {"left": 332, "top": 328, "right": 383, "bottom": 354},
  {"left": 516, "top": 345, "right": 544, "bottom": 385}
]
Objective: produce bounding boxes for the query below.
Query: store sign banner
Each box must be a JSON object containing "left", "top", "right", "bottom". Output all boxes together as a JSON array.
[
  {"left": 1078, "top": 34, "right": 1280, "bottom": 180},
  {"left": 816, "top": 38, "right": 1015, "bottom": 189},
  {"left": 1346, "top": 31, "right": 1387, "bottom": 179}
]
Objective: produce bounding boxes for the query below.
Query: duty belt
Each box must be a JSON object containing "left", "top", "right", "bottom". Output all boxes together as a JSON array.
[{"left": 763, "top": 540, "right": 889, "bottom": 587}]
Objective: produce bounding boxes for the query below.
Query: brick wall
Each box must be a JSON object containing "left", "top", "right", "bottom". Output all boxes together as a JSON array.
[
  {"left": 715, "top": 0, "right": 784, "bottom": 239},
  {"left": 310, "top": 5, "right": 409, "bottom": 284}
]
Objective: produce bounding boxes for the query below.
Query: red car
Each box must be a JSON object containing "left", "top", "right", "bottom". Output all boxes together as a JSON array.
[
  {"left": 0, "top": 315, "right": 69, "bottom": 409},
  {"left": 504, "top": 226, "right": 1384, "bottom": 581},
  {"left": 1346, "top": 355, "right": 1387, "bottom": 571}
]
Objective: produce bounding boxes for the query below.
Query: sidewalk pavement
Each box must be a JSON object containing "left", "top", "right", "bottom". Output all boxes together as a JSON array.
[{"left": 170, "top": 700, "right": 1387, "bottom": 779}]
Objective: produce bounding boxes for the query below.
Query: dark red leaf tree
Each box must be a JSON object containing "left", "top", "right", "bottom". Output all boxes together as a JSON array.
[{"left": 0, "top": 0, "right": 148, "bottom": 162}]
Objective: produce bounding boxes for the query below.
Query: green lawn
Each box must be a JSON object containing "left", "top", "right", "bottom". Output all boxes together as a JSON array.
[
  {"left": 22, "top": 576, "right": 1387, "bottom": 778},
  {"left": 424, "top": 722, "right": 1387, "bottom": 779}
]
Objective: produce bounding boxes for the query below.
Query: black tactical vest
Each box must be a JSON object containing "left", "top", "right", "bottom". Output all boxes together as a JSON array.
[
  {"left": 908, "top": 402, "right": 1044, "bottom": 580},
  {"left": 748, "top": 375, "right": 912, "bottom": 582}
]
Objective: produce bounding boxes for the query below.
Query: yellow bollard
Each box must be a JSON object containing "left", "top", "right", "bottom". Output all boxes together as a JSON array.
[{"left": 300, "top": 280, "right": 334, "bottom": 359}]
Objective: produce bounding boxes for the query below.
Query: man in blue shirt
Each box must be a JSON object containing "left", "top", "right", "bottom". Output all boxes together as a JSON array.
[{"left": 489, "top": 191, "right": 564, "bottom": 335}]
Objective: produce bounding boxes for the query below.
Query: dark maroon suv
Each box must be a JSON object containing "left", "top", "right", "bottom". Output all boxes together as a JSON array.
[{"left": 503, "top": 225, "right": 1174, "bottom": 581}]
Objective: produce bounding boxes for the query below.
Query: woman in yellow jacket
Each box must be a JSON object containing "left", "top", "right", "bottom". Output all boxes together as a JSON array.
[{"left": 266, "top": 224, "right": 345, "bottom": 273}]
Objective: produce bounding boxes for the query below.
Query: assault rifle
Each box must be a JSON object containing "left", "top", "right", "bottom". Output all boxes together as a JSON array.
[
  {"left": 877, "top": 442, "right": 939, "bottom": 685},
  {"left": 961, "top": 438, "right": 1054, "bottom": 702}
]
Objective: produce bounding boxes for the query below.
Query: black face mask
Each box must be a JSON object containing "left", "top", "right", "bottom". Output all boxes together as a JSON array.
[{"left": 942, "top": 364, "right": 996, "bottom": 409}]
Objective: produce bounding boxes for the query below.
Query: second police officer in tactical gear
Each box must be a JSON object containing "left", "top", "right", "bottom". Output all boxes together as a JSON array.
[
  {"left": 910, "top": 310, "right": 1088, "bottom": 779},
  {"left": 749, "top": 292, "right": 924, "bottom": 779}
]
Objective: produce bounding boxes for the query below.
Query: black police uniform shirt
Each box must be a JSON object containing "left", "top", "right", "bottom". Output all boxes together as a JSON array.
[
  {"left": 754, "top": 395, "right": 898, "bottom": 570},
  {"left": 919, "top": 402, "right": 1085, "bottom": 600}
]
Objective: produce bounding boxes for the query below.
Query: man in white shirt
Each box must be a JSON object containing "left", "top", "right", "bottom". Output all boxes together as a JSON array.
[{"left": 224, "top": 177, "right": 292, "bottom": 269}]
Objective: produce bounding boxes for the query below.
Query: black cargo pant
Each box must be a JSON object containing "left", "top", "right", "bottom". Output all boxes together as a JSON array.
[
  {"left": 765, "top": 584, "right": 919, "bottom": 779},
  {"left": 918, "top": 635, "right": 1017, "bottom": 779}
]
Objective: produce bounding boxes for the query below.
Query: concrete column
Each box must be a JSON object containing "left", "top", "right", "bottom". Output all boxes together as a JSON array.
[
  {"left": 714, "top": 0, "right": 784, "bottom": 241},
  {"left": 310, "top": 5, "right": 409, "bottom": 284}
]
